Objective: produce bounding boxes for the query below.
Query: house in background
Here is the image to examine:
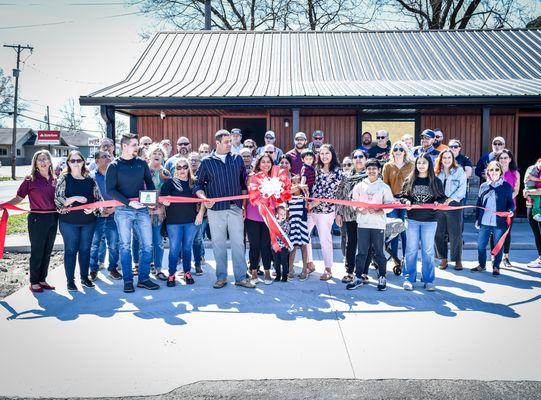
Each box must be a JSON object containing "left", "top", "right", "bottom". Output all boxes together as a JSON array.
[{"left": 0, "top": 128, "right": 100, "bottom": 165}]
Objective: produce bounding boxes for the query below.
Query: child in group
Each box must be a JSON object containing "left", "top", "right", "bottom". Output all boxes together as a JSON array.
[
  {"left": 273, "top": 205, "right": 290, "bottom": 282},
  {"left": 525, "top": 158, "right": 541, "bottom": 221},
  {"left": 299, "top": 149, "right": 316, "bottom": 197}
]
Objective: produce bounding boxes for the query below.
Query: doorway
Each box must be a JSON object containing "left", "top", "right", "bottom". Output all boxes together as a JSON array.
[
  {"left": 223, "top": 118, "right": 267, "bottom": 147},
  {"left": 517, "top": 116, "right": 541, "bottom": 216}
]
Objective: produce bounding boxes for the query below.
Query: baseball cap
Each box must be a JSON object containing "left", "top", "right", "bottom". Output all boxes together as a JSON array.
[
  {"left": 231, "top": 128, "right": 242, "bottom": 136},
  {"left": 313, "top": 130, "right": 325, "bottom": 139},
  {"left": 265, "top": 130, "right": 276, "bottom": 139},
  {"left": 295, "top": 132, "right": 307, "bottom": 140},
  {"left": 421, "top": 129, "right": 435, "bottom": 139}
]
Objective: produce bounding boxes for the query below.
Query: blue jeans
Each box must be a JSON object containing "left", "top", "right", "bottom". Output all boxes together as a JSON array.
[
  {"left": 98, "top": 239, "right": 106, "bottom": 264},
  {"left": 404, "top": 219, "right": 437, "bottom": 284},
  {"left": 167, "top": 223, "right": 197, "bottom": 274},
  {"left": 90, "top": 215, "right": 119, "bottom": 272},
  {"left": 59, "top": 220, "right": 96, "bottom": 282},
  {"left": 192, "top": 217, "right": 208, "bottom": 266},
  {"left": 478, "top": 224, "right": 505, "bottom": 269},
  {"left": 389, "top": 208, "right": 407, "bottom": 259},
  {"left": 114, "top": 206, "right": 153, "bottom": 283},
  {"left": 152, "top": 222, "right": 164, "bottom": 270},
  {"left": 132, "top": 230, "right": 140, "bottom": 264}
]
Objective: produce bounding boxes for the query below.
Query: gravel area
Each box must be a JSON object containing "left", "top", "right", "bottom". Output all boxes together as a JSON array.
[
  {"left": 0, "top": 252, "right": 63, "bottom": 299},
  {"left": 1, "top": 379, "right": 541, "bottom": 400}
]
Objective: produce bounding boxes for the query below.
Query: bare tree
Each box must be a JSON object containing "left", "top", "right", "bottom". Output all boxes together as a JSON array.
[
  {"left": 93, "top": 106, "right": 128, "bottom": 144},
  {"left": 133, "top": 0, "right": 376, "bottom": 30},
  {"left": 59, "top": 98, "right": 84, "bottom": 133},
  {"left": 376, "top": 0, "right": 533, "bottom": 29},
  {"left": 0, "top": 68, "right": 28, "bottom": 128}
]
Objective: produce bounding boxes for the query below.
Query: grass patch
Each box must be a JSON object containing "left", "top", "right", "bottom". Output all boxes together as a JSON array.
[
  {"left": 0, "top": 176, "right": 13, "bottom": 181},
  {"left": 6, "top": 213, "right": 28, "bottom": 235}
]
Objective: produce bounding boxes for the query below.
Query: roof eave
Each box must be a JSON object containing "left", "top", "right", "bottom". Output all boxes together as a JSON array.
[{"left": 80, "top": 95, "right": 541, "bottom": 108}]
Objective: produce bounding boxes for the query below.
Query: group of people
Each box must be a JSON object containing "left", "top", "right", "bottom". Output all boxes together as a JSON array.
[{"left": 9, "top": 125, "right": 540, "bottom": 295}]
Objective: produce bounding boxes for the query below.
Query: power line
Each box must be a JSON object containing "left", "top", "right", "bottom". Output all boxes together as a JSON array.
[
  {"left": 17, "top": 112, "right": 104, "bottom": 133},
  {"left": 23, "top": 62, "right": 108, "bottom": 85}
]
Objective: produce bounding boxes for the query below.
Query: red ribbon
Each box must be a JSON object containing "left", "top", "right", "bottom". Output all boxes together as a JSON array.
[
  {"left": 248, "top": 166, "right": 292, "bottom": 252},
  {"left": 0, "top": 191, "right": 512, "bottom": 260}
]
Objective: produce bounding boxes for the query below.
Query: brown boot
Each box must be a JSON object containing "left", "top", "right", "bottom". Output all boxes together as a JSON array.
[
  {"left": 438, "top": 259, "right": 448, "bottom": 270},
  {"left": 454, "top": 261, "right": 463, "bottom": 271}
]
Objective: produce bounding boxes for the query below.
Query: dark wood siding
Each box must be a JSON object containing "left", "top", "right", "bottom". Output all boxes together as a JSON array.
[{"left": 138, "top": 116, "right": 221, "bottom": 148}]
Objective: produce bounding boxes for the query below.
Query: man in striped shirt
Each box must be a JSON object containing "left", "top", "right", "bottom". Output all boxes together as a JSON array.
[{"left": 194, "top": 129, "right": 256, "bottom": 289}]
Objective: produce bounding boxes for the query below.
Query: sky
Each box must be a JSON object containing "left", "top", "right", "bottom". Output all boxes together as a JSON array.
[
  {"left": 0, "top": 1, "right": 158, "bottom": 135},
  {"left": 1, "top": 0, "right": 540, "bottom": 136}
]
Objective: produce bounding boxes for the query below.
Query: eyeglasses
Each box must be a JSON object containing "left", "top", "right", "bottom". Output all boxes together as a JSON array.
[
  {"left": 342, "top": 163, "right": 352, "bottom": 167},
  {"left": 69, "top": 159, "right": 84, "bottom": 164},
  {"left": 449, "top": 145, "right": 460, "bottom": 149},
  {"left": 493, "top": 142, "right": 504, "bottom": 146},
  {"left": 313, "top": 137, "right": 323, "bottom": 140},
  {"left": 353, "top": 155, "right": 365, "bottom": 159},
  {"left": 176, "top": 165, "right": 189, "bottom": 170},
  {"left": 244, "top": 145, "right": 254, "bottom": 149},
  {"left": 177, "top": 142, "right": 190, "bottom": 146},
  {"left": 376, "top": 136, "right": 387, "bottom": 140},
  {"left": 488, "top": 168, "right": 501, "bottom": 172},
  {"left": 295, "top": 138, "right": 306, "bottom": 141},
  {"left": 265, "top": 136, "right": 274, "bottom": 140},
  {"left": 265, "top": 151, "right": 275, "bottom": 154},
  {"left": 392, "top": 147, "right": 404, "bottom": 152},
  {"left": 99, "top": 154, "right": 112, "bottom": 159}
]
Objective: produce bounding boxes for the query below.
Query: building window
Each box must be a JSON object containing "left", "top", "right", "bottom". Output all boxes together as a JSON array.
[
  {"left": 0, "top": 148, "right": 7, "bottom": 156},
  {"left": 16, "top": 149, "right": 21, "bottom": 156}
]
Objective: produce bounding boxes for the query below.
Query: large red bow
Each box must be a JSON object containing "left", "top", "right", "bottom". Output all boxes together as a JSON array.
[{"left": 248, "top": 166, "right": 292, "bottom": 251}]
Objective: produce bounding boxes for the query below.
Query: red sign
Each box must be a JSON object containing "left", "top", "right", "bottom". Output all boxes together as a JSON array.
[{"left": 37, "top": 130, "right": 60, "bottom": 145}]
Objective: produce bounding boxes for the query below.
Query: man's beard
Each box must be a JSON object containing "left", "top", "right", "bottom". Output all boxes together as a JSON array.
[
  {"left": 296, "top": 143, "right": 305, "bottom": 150},
  {"left": 434, "top": 140, "right": 441, "bottom": 147},
  {"left": 363, "top": 139, "right": 371, "bottom": 145},
  {"left": 179, "top": 148, "right": 189, "bottom": 155}
]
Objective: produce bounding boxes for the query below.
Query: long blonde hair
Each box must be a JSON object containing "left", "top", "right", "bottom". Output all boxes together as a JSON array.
[
  {"left": 29, "top": 149, "right": 54, "bottom": 181},
  {"left": 389, "top": 140, "right": 413, "bottom": 165}
]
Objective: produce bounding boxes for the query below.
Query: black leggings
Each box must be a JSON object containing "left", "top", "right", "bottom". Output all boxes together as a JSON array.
[
  {"left": 344, "top": 221, "right": 358, "bottom": 274},
  {"left": 273, "top": 248, "right": 289, "bottom": 277},
  {"left": 245, "top": 219, "right": 272, "bottom": 270},
  {"left": 528, "top": 208, "right": 541, "bottom": 257}
]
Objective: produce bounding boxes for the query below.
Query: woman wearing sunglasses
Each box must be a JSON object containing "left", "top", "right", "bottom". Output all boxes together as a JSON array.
[
  {"left": 335, "top": 150, "right": 367, "bottom": 283},
  {"left": 161, "top": 158, "right": 205, "bottom": 286},
  {"left": 472, "top": 160, "right": 515, "bottom": 276},
  {"left": 434, "top": 149, "right": 467, "bottom": 270},
  {"left": 383, "top": 141, "right": 414, "bottom": 268},
  {"left": 54, "top": 150, "right": 103, "bottom": 291}
]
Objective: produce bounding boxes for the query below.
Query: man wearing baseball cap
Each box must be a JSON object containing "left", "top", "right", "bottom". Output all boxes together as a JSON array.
[
  {"left": 413, "top": 129, "right": 440, "bottom": 162},
  {"left": 286, "top": 131, "right": 308, "bottom": 175},
  {"left": 231, "top": 128, "right": 243, "bottom": 155},
  {"left": 308, "top": 130, "right": 325, "bottom": 151},
  {"left": 256, "top": 130, "right": 283, "bottom": 160}
]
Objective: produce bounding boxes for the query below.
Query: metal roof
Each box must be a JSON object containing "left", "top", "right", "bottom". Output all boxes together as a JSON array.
[{"left": 80, "top": 29, "right": 541, "bottom": 107}]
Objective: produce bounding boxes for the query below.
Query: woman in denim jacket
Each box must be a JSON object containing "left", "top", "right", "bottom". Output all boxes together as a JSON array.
[{"left": 434, "top": 149, "right": 467, "bottom": 270}]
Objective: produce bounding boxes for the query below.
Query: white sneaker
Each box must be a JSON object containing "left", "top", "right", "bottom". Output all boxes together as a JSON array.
[
  {"left": 403, "top": 281, "right": 413, "bottom": 291},
  {"left": 527, "top": 258, "right": 541, "bottom": 268},
  {"left": 424, "top": 282, "right": 436, "bottom": 291},
  {"left": 534, "top": 214, "right": 541, "bottom": 222}
]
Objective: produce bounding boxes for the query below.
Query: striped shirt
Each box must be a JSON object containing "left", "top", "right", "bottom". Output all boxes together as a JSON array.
[{"left": 193, "top": 151, "right": 247, "bottom": 211}]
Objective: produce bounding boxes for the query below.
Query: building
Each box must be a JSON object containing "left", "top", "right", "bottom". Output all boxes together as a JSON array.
[
  {"left": 0, "top": 128, "right": 99, "bottom": 165},
  {"left": 80, "top": 29, "right": 541, "bottom": 212}
]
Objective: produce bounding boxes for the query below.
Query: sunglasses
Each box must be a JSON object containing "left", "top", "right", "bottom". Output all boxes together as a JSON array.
[
  {"left": 176, "top": 165, "right": 189, "bottom": 170},
  {"left": 493, "top": 142, "right": 504, "bottom": 146},
  {"left": 392, "top": 147, "right": 404, "bottom": 152},
  {"left": 449, "top": 145, "right": 460, "bottom": 149},
  {"left": 295, "top": 138, "right": 306, "bottom": 141},
  {"left": 245, "top": 145, "right": 254, "bottom": 149},
  {"left": 69, "top": 159, "right": 84, "bottom": 164},
  {"left": 265, "top": 136, "right": 274, "bottom": 140},
  {"left": 265, "top": 151, "right": 275, "bottom": 154},
  {"left": 488, "top": 168, "right": 501, "bottom": 172},
  {"left": 435, "top": 136, "right": 443, "bottom": 139},
  {"left": 376, "top": 136, "right": 387, "bottom": 140},
  {"left": 342, "top": 163, "right": 352, "bottom": 167},
  {"left": 353, "top": 155, "right": 365, "bottom": 159},
  {"left": 314, "top": 137, "right": 323, "bottom": 140},
  {"left": 177, "top": 142, "right": 190, "bottom": 146}
]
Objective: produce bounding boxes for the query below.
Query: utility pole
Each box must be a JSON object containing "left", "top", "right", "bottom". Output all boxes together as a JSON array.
[
  {"left": 205, "top": 0, "right": 211, "bottom": 30},
  {"left": 3, "top": 44, "right": 33, "bottom": 180},
  {"left": 45, "top": 105, "right": 51, "bottom": 154}
]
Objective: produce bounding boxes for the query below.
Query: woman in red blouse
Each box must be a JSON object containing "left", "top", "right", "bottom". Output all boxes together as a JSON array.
[{"left": 7, "top": 150, "right": 58, "bottom": 293}]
